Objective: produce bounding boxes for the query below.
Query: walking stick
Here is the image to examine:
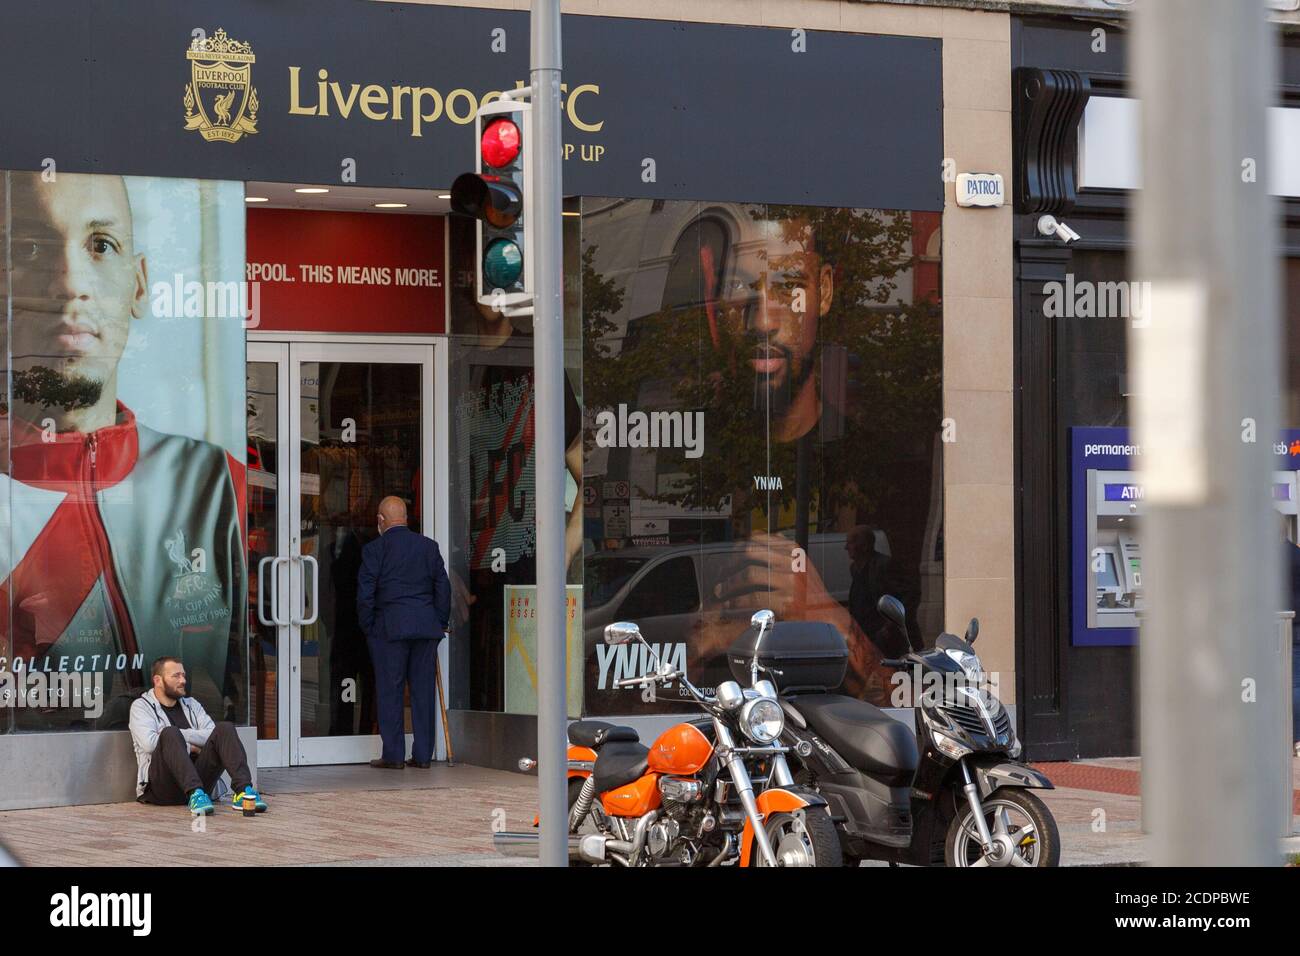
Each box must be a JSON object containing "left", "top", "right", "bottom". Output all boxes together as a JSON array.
[{"left": 434, "top": 643, "right": 454, "bottom": 766}]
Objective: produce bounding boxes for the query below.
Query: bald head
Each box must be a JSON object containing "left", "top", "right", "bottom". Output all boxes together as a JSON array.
[
  {"left": 378, "top": 496, "right": 408, "bottom": 533},
  {"left": 846, "top": 525, "right": 877, "bottom": 564}
]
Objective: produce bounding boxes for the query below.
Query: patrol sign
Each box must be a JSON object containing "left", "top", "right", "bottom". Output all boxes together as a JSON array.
[{"left": 955, "top": 172, "right": 1004, "bottom": 208}]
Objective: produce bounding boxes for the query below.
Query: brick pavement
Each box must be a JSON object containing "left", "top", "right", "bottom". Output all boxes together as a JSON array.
[
  {"left": 0, "top": 758, "right": 1294, "bottom": 866},
  {"left": 1035, "top": 757, "right": 1300, "bottom": 814},
  {"left": 0, "top": 771, "right": 540, "bottom": 867}
]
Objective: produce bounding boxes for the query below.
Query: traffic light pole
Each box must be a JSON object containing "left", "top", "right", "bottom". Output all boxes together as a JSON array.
[{"left": 530, "top": 0, "right": 568, "bottom": 868}]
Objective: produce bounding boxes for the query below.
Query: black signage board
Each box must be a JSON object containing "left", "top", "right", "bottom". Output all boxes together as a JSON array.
[{"left": 0, "top": 0, "right": 941, "bottom": 210}]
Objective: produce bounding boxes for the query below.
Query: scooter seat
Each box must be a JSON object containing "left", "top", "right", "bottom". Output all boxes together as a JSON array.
[
  {"left": 568, "top": 720, "right": 641, "bottom": 749},
  {"left": 787, "top": 693, "right": 919, "bottom": 786},
  {"left": 591, "top": 740, "right": 651, "bottom": 794}
]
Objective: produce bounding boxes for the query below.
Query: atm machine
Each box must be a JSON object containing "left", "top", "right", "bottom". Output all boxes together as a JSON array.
[{"left": 1087, "top": 469, "right": 1144, "bottom": 630}]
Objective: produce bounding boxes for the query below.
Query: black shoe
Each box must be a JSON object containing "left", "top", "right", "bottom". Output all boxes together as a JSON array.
[
  {"left": 405, "top": 759, "right": 432, "bottom": 769},
  {"left": 369, "top": 758, "right": 405, "bottom": 769}
]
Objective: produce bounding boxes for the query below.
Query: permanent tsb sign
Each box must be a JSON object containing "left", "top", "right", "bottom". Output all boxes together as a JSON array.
[{"left": 0, "top": 0, "right": 942, "bottom": 210}]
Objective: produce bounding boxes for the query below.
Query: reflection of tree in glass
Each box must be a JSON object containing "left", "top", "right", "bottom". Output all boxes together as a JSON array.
[
  {"left": 580, "top": 242, "right": 626, "bottom": 454},
  {"left": 13, "top": 366, "right": 102, "bottom": 411},
  {"left": 582, "top": 204, "right": 941, "bottom": 527}
]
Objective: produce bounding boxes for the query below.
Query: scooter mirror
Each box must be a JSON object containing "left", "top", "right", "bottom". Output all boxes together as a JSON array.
[
  {"left": 604, "top": 621, "right": 642, "bottom": 645},
  {"left": 750, "top": 609, "right": 776, "bottom": 631},
  {"left": 965, "top": 618, "right": 980, "bottom": 644},
  {"left": 876, "top": 595, "right": 907, "bottom": 631}
]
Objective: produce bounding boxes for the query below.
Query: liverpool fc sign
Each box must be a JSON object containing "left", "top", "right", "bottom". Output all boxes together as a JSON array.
[{"left": 183, "top": 28, "right": 259, "bottom": 143}]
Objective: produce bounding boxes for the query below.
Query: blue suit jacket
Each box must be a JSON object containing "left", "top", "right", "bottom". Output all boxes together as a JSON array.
[{"left": 357, "top": 526, "right": 451, "bottom": 642}]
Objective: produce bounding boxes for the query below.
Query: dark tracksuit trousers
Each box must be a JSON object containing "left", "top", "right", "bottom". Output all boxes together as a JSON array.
[{"left": 140, "top": 722, "right": 252, "bottom": 805}]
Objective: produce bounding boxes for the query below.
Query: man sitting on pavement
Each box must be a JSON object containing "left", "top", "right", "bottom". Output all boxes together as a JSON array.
[{"left": 128, "top": 657, "right": 266, "bottom": 816}]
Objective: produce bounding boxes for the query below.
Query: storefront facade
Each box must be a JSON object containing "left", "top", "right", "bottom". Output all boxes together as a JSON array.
[
  {"left": 1, "top": 0, "right": 1022, "bottom": 808},
  {"left": 1010, "top": 10, "right": 1300, "bottom": 759}
]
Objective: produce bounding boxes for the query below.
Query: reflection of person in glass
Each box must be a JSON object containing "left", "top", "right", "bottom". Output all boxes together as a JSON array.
[
  {"left": 451, "top": 252, "right": 581, "bottom": 711},
  {"left": 847, "top": 525, "right": 919, "bottom": 658},
  {"left": 692, "top": 213, "right": 895, "bottom": 703},
  {"left": 0, "top": 172, "right": 246, "bottom": 723}
]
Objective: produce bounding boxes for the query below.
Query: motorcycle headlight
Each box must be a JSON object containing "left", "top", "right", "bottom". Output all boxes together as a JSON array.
[
  {"left": 740, "top": 697, "right": 784, "bottom": 743},
  {"left": 944, "top": 648, "right": 984, "bottom": 684},
  {"left": 931, "top": 729, "right": 972, "bottom": 760},
  {"left": 922, "top": 708, "right": 973, "bottom": 759}
]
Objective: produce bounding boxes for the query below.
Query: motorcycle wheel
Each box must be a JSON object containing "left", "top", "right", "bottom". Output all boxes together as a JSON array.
[
  {"left": 943, "top": 788, "right": 1060, "bottom": 867},
  {"left": 792, "top": 767, "right": 860, "bottom": 867},
  {"left": 755, "top": 806, "right": 842, "bottom": 867}
]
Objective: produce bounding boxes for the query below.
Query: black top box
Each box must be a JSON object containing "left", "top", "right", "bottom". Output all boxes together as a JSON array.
[{"left": 726, "top": 620, "right": 849, "bottom": 693}]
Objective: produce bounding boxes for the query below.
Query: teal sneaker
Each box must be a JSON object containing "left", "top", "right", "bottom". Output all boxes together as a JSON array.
[
  {"left": 188, "top": 789, "right": 214, "bottom": 816},
  {"left": 231, "top": 785, "right": 268, "bottom": 813}
]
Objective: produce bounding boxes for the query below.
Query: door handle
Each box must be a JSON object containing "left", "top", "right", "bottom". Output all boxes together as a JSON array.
[
  {"left": 257, "top": 556, "right": 275, "bottom": 626},
  {"left": 293, "top": 554, "right": 320, "bottom": 626},
  {"left": 271, "top": 556, "right": 291, "bottom": 627}
]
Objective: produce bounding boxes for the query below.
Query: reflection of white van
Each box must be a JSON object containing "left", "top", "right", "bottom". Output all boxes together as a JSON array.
[
  {"left": 582, "top": 533, "right": 892, "bottom": 714},
  {"left": 584, "top": 531, "right": 885, "bottom": 627}
]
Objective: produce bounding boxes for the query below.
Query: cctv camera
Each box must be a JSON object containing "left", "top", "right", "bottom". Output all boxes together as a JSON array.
[{"left": 1037, "top": 214, "right": 1081, "bottom": 244}]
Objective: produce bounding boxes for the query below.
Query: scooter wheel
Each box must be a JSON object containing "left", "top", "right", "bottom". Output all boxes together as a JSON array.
[{"left": 944, "top": 787, "right": 1060, "bottom": 867}]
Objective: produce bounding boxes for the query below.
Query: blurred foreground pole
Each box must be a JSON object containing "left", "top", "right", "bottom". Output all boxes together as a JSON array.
[
  {"left": 531, "top": 0, "right": 567, "bottom": 868},
  {"left": 1133, "top": 0, "right": 1283, "bottom": 865}
]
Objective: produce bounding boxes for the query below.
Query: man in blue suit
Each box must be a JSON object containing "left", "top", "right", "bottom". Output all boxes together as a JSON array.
[{"left": 357, "top": 496, "right": 451, "bottom": 769}]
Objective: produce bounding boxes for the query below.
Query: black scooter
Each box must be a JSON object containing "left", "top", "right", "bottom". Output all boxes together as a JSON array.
[{"left": 777, "top": 596, "right": 1060, "bottom": 867}]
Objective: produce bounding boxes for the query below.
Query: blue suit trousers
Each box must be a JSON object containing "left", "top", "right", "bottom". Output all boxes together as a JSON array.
[{"left": 369, "top": 636, "right": 439, "bottom": 763}]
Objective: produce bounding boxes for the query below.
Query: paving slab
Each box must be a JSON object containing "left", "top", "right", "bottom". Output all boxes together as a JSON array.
[{"left": 1, "top": 759, "right": 1295, "bottom": 866}]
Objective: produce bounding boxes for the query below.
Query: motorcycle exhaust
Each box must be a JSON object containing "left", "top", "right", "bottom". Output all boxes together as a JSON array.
[{"left": 493, "top": 831, "right": 608, "bottom": 863}]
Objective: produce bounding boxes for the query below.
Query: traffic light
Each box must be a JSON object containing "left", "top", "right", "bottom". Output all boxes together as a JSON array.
[{"left": 450, "top": 96, "right": 533, "bottom": 316}]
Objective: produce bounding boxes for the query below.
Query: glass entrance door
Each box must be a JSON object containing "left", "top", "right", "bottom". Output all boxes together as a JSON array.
[{"left": 246, "top": 339, "right": 438, "bottom": 766}]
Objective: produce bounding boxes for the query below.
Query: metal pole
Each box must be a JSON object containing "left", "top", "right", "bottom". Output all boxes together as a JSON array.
[
  {"left": 530, "top": 0, "right": 568, "bottom": 868},
  {"left": 1133, "top": 0, "right": 1282, "bottom": 865}
]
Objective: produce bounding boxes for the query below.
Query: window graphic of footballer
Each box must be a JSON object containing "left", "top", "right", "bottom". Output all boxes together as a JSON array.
[{"left": 0, "top": 171, "right": 247, "bottom": 729}]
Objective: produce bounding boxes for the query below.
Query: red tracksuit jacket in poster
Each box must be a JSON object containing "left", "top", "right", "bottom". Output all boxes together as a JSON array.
[{"left": 0, "top": 403, "right": 246, "bottom": 727}]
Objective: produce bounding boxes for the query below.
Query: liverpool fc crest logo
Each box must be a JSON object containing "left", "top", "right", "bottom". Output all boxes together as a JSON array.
[{"left": 183, "top": 28, "right": 258, "bottom": 143}]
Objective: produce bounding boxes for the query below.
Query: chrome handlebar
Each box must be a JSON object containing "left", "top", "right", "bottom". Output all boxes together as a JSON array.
[{"left": 612, "top": 669, "right": 718, "bottom": 707}]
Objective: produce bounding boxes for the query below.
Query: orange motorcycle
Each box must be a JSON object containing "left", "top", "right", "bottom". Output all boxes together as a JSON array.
[{"left": 495, "top": 612, "right": 841, "bottom": 866}]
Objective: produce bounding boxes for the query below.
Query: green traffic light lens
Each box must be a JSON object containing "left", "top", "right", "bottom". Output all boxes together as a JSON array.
[{"left": 483, "top": 238, "right": 523, "bottom": 288}]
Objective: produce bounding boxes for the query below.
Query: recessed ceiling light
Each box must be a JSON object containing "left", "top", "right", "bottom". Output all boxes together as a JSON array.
[
  {"left": 373, "top": 202, "right": 408, "bottom": 209},
  {"left": 437, "top": 194, "right": 451, "bottom": 200},
  {"left": 294, "top": 187, "right": 329, "bottom": 194},
  {"left": 244, "top": 196, "right": 269, "bottom": 203}
]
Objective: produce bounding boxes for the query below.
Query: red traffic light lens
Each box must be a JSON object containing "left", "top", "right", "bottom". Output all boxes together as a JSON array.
[
  {"left": 450, "top": 173, "right": 522, "bottom": 228},
  {"left": 481, "top": 118, "right": 521, "bottom": 169}
]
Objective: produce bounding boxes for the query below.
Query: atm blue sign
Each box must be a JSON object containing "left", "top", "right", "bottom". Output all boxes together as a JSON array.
[{"left": 1103, "top": 483, "right": 1144, "bottom": 501}]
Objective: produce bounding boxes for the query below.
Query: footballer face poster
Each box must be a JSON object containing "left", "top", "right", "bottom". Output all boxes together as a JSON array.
[{"left": 0, "top": 171, "right": 248, "bottom": 731}]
